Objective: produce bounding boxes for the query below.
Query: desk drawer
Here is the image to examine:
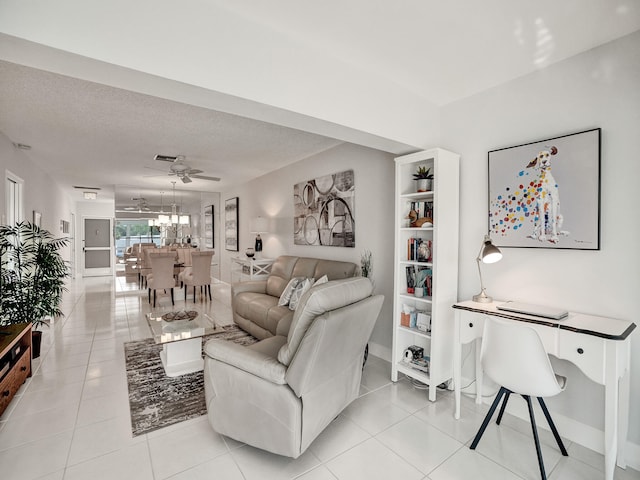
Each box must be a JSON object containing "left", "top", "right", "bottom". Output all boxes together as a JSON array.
[
  {"left": 459, "top": 312, "right": 485, "bottom": 343},
  {"left": 557, "top": 330, "right": 605, "bottom": 384}
]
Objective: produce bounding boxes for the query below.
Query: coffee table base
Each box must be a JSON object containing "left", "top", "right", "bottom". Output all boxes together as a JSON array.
[{"left": 159, "top": 337, "right": 204, "bottom": 377}]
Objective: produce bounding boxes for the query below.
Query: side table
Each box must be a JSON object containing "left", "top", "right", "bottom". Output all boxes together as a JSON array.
[{"left": 231, "top": 257, "right": 274, "bottom": 283}]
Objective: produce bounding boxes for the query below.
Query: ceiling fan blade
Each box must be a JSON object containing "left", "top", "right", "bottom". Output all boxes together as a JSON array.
[
  {"left": 181, "top": 176, "right": 193, "bottom": 184},
  {"left": 144, "top": 165, "right": 167, "bottom": 172},
  {"left": 187, "top": 169, "right": 203, "bottom": 175},
  {"left": 191, "top": 175, "right": 221, "bottom": 182}
]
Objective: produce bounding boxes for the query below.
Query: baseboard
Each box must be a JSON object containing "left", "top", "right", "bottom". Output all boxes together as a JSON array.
[
  {"left": 368, "top": 341, "right": 391, "bottom": 363},
  {"left": 460, "top": 374, "right": 640, "bottom": 471}
]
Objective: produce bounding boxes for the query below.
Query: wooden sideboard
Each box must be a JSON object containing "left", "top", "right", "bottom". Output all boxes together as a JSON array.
[{"left": 0, "top": 323, "right": 32, "bottom": 416}]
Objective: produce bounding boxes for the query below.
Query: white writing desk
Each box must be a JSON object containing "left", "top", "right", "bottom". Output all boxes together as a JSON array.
[{"left": 452, "top": 300, "right": 636, "bottom": 480}]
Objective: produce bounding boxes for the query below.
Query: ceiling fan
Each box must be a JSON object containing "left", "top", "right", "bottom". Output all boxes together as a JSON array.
[
  {"left": 122, "top": 197, "right": 151, "bottom": 212},
  {"left": 146, "top": 154, "right": 221, "bottom": 184},
  {"left": 116, "top": 197, "right": 151, "bottom": 213}
]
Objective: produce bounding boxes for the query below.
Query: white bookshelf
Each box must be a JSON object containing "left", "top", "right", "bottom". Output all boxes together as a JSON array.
[{"left": 391, "top": 148, "right": 460, "bottom": 401}]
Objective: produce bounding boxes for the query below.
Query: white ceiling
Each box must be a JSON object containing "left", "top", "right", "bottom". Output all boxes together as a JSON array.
[{"left": 0, "top": 1, "right": 638, "bottom": 208}]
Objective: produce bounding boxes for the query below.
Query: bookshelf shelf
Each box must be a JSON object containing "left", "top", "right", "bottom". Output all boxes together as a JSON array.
[{"left": 392, "top": 148, "right": 459, "bottom": 402}]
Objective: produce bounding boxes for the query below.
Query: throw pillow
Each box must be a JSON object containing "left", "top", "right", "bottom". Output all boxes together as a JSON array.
[
  {"left": 288, "top": 278, "right": 314, "bottom": 310},
  {"left": 314, "top": 274, "right": 329, "bottom": 286},
  {"left": 278, "top": 277, "right": 302, "bottom": 306}
]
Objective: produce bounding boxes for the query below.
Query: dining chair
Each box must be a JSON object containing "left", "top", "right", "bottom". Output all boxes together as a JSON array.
[
  {"left": 177, "top": 247, "right": 196, "bottom": 286},
  {"left": 470, "top": 317, "right": 568, "bottom": 480},
  {"left": 138, "top": 246, "right": 156, "bottom": 288},
  {"left": 147, "top": 252, "right": 177, "bottom": 307},
  {"left": 182, "top": 251, "right": 214, "bottom": 302}
]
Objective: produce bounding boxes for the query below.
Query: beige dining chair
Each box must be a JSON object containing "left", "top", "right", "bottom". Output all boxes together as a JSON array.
[
  {"left": 147, "top": 252, "right": 177, "bottom": 307},
  {"left": 182, "top": 251, "right": 214, "bottom": 302}
]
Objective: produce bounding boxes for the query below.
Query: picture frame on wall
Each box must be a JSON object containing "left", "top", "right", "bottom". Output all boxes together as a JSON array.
[
  {"left": 204, "top": 205, "right": 214, "bottom": 249},
  {"left": 224, "top": 197, "right": 239, "bottom": 251},
  {"left": 488, "top": 128, "right": 600, "bottom": 250},
  {"left": 33, "top": 210, "right": 41, "bottom": 227}
]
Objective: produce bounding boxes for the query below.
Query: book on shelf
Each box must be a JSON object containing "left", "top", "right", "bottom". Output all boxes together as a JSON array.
[
  {"left": 407, "top": 201, "right": 434, "bottom": 220},
  {"left": 407, "top": 238, "right": 432, "bottom": 262},
  {"left": 405, "top": 265, "right": 433, "bottom": 297},
  {"left": 407, "top": 356, "right": 430, "bottom": 374}
]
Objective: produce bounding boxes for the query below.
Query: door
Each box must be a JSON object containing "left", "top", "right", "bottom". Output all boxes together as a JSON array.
[{"left": 83, "top": 217, "right": 113, "bottom": 277}]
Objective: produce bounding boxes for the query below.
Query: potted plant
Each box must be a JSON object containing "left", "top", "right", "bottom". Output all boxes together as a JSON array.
[
  {"left": 0, "top": 222, "right": 70, "bottom": 358},
  {"left": 413, "top": 166, "right": 434, "bottom": 192}
]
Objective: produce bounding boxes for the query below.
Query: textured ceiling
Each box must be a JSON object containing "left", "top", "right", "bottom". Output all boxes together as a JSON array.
[
  {"left": 0, "top": 1, "right": 638, "bottom": 207},
  {"left": 0, "top": 61, "right": 343, "bottom": 205}
]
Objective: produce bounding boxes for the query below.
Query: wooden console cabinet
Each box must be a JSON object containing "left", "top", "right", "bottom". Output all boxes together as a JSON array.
[{"left": 0, "top": 323, "right": 32, "bottom": 416}]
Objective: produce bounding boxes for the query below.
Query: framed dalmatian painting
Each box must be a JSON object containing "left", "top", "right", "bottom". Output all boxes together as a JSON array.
[{"left": 488, "top": 128, "right": 600, "bottom": 250}]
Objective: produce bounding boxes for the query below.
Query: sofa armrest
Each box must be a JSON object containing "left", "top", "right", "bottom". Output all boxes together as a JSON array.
[
  {"left": 231, "top": 280, "right": 268, "bottom": 297},
  {"left": 204, "top": 339, "right": 287, "bottom": 384}
]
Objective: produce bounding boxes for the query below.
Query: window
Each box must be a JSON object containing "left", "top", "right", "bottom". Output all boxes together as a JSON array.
[{"left": 114, "top": 219, "right": 161, "bottom": 257}]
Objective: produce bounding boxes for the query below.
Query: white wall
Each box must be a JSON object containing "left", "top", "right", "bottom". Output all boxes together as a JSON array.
[
  {"left": 220, "top": 142, "right": 396, "bottom": 353},
  {"left": 441, "top": 31, "right": 640, "bottom": 449},
  {"left": 0, "top": 132, "right": 73, "bottom": 261}
]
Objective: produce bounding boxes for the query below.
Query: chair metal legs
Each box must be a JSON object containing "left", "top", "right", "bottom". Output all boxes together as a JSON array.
[
  {"left": 470, "top": 386, "right": 508, "bottom": 449},
  {"left": 537, "top": 397, "right": 568, "bottom": 456},
  {"left": 524, "top": 394, "right": 547, "bottom": 480},
  {"left": 496, "top": 390, "right": 511, "bottom": 425},
  {"left": 470, "top": 387, "right": 568, "bottom": 480}
]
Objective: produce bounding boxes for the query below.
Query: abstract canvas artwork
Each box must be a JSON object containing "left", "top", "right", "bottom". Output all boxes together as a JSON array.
[
  {"left": 294, "top": 170, "right": 355, "bottom": 247},
  {"left": 488, "top": 128, "right": 600, "bottom": 250},
  {"left": 224, "top": 197, "right": 238, "bottom": 251}
]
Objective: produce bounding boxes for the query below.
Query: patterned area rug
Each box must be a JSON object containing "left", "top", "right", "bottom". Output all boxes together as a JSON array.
[{"left": 124, "top": 324, "right": 257, "bottom": 436}]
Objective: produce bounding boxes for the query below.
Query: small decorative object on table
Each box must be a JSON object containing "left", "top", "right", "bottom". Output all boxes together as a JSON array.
[
  {"left": 161, "top": 310, "right": 198, "bottom": 322},
  {"left": 245, "top": 247, "right": 255, "bottom": 258}
]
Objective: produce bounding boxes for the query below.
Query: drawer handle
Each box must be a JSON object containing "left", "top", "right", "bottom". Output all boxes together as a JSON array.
[
  {"left": 577, "top": 348, "right": 584, "bottom": 354},
  {"left": 2, "top": 390, "right": 9, "bottom": 397},
  {"left": 469, "top": 322, "right": 474, "bottom": 328}
]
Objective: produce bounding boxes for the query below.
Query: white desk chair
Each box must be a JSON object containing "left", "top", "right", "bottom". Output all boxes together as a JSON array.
[{"left": 470, "top": 317, "right": 568, "bottom": 480}]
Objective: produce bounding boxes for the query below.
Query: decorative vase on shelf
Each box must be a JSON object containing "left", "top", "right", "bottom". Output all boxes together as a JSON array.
[{"left": 245, "top": 247, "right": 255, "bottom": 259}]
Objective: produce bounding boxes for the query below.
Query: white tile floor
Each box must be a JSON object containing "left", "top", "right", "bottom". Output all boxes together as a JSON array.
[{"left": 0, "top": 273, "right": 638, "bottom": 480}]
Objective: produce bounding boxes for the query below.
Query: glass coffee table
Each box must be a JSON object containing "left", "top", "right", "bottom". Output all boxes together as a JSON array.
[{"left": 146, "top": 311, "right": 217, "bottom": 377}]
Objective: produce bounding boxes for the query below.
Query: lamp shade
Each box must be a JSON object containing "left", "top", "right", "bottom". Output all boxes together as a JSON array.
[
  {"left": 251, "top": 216, "right": 269, "bottom": 234},
  {"left": 481, "top": 241, "right": 502, "bottom": 264}
]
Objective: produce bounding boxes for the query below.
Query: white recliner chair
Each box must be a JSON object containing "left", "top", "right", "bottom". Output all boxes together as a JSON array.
[{"left": 203, "top": 276, "right": 383, "bottom": 458}]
